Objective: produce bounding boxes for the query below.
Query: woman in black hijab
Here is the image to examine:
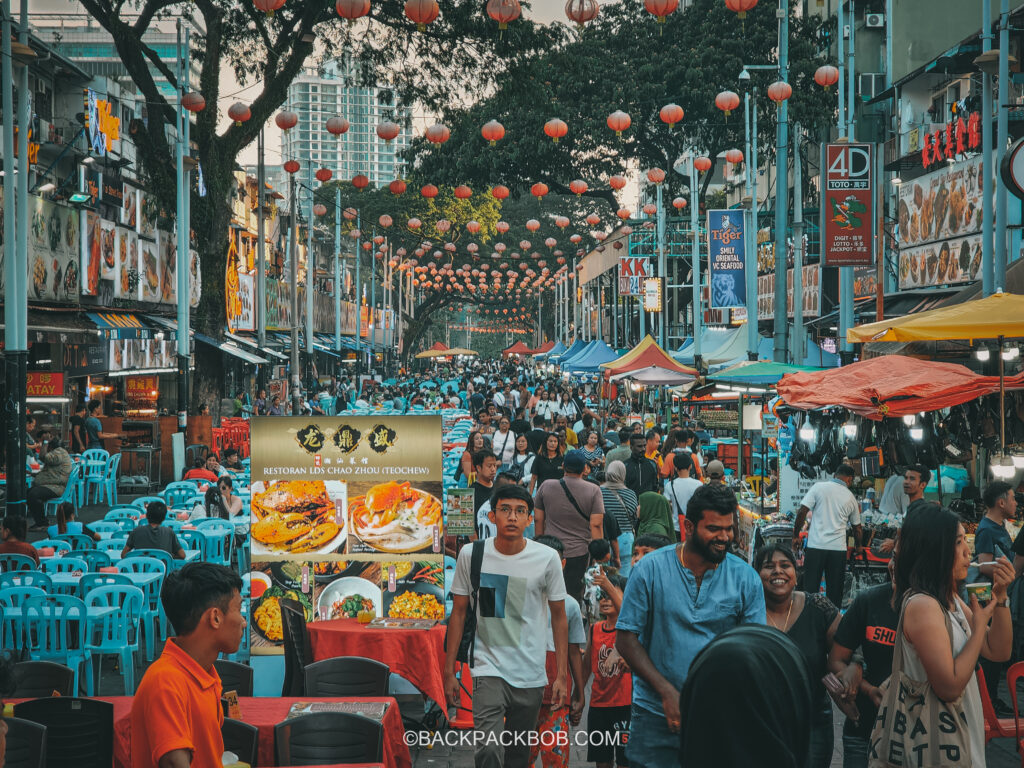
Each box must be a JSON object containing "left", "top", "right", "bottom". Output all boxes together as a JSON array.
[{"left": 679, "top": 624, "right": 813, "bottom": 768}]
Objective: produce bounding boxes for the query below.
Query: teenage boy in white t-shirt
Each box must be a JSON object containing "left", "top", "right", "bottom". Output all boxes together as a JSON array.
[{"left": 446, "top": 484, "right": 569, "bottom": 768}]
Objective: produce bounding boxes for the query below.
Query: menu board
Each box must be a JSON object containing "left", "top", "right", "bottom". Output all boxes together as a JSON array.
[
  {"left": 897, "top": 158, "right": 984, "bottom": 289},
  {"left": 109, "top": 338, "right": 175, "bottom": 372},
  {"left": 117, "top": 228, "right": 139, "bottom": 300},
  {"left": 249, "top": 416, "right": 444, "bottom": 655},
  {"left": 28, "top": 195, "right": 80, "bottom": 302}
]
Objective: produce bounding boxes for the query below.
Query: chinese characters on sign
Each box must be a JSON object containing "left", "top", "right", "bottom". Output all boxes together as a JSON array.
[
  {"left": 823, "top": 143, "right": 875, "bottom": 267},
  {"left": 707, "top": 210, "right": 747, "bottom": 308},
  {"left": 921, "top": 112, "right": 981, "bottom": 170},
  {"left": 26, "top": 373, "right": 64, "bottom": 398}
]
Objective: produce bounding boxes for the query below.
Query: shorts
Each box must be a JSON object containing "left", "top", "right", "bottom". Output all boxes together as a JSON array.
[
  {"left": 587, "top": 704, "right": 630, "bottom": 765},
  {"left": 625, "top": 703, "right": 678, "bottom": 768}
]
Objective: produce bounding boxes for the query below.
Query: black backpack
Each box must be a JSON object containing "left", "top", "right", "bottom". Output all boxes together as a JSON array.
[{"left": 445, "top": 540, "right": 486, "bottom": 664}]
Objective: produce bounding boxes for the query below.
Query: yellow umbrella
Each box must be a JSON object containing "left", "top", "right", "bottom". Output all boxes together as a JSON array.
[
  {"left": 414, "top": 348, "right": 451, "bottom": 359},
  {"left": 446, "top": 347, "right": 478, "bottom": 356},
  {"left": 846, "top": 292, "right": 1024, "bottom": 343}
]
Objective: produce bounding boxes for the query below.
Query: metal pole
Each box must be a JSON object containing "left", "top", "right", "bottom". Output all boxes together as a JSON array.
[
  {"left": 354, "top": 213, "right": 362, "bottom": 391},
  {"left": 792, "top": 122, "right": 804, "bottom": 366},
  {"left": 305, "top": 171, "right": 314, "bottom": 387},
  {"left": 174, "top": 20, "right": 189, "bottom": 429},
  {"left": 772, "top": 0, "right": 790, "bottom": 363},
  {"left": 289, "top": 174, "right": 301, "bottom": 414},
  {"left": 982, "top": 0, "right": 995, "bottom": 296},
  {"left": 656, "top": 183, "right": 666, "bottom": 349},
  {"left": 334, "top": 188, "right": 341, "bottom": 353},
  {"left": 995, "top": 0, "right": 1009, "bottom": 291},
  {"left": 690, "top": 154, "right": 702, "bottom": 366},
  {"left": 838, "top": 0, "right": 846, "bottom": 137},
  {"left": 257, "top": 130, "right": 267, "bottom": 351},
  {"left": 838, "top": 2, "right": 855, "bottom": 360},
  {"left": 744, "top": 92, "right": 758, "bottom": 359},
  {"left": 612, "top": 268, "right": 619, "bottom": 349}
]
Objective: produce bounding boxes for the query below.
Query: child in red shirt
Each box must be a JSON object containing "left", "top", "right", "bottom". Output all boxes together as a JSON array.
[{"left": 584, "top": 573, "right": 632, "bottom": 768}]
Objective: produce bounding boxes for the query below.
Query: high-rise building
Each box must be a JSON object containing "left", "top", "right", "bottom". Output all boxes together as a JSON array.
[{"left": 281, "top": 58, "right": 410, "bottom": 187}]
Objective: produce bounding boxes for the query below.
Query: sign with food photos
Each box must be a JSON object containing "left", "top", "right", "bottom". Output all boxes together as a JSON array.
[{"left": 249, "top": 416, "right": 445, "bottom": 654}]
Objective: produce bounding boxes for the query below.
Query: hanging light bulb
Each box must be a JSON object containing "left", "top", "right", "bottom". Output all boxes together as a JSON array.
[
  {"left": 909, "top": 426, "right": 924, "bottom": 441},
  {"left": 842, "top": 420, "right": 858, "bottom": 438},
  {"left": 902, "top": 414, "right": 916, "bottom": 426},
  {"left": 1012, "top": 453, "right": 1024, "bottom": 469},
  {"left": 1002, "top": 345, "right": 1020, "bottom": 361},
  {"left": 991, "top": 454, "right": 1017, "bottom": 479},
  {"left": 976, "top": 346, "right": 991, "bottom": 362},
  {"left": 799, "top": 423, "right": 815, "bottom": 441}
]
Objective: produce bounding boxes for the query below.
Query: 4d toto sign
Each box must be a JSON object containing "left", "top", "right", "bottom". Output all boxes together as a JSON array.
[{"left": 823, "top": 143, "right": 875, "bottom": 267}]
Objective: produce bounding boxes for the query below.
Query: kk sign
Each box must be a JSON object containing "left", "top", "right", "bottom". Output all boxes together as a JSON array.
[
  {"left": 707, "top": 210, "right": 746, "bottom": 308},
  {"left": 85, "top": 89, "right": 121, "bottom": 157},
  {"left": 823, "top": 143, "right": 874, "bottom": 267},
  {"left": 618, "top": 256, "right": 651, "bottom": 296}
]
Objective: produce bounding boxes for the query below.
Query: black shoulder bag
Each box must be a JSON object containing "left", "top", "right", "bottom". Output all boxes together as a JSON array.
[{"left": 445, "top": 540, "right": 486, "bottom": 664}]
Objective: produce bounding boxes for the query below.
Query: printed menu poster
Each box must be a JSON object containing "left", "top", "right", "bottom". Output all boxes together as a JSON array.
[{"left": 249, "top": 416, "right": 444, "bottom": 654}]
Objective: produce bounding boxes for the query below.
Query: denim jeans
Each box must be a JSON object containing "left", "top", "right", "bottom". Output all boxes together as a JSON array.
[
  {"left": 809, "top": 700, "right": 834, "bottom": 768},
  {"left": 617, "top": 530, "right": 635, "bottom": 578},
  {"left": 842, "top": 731, "right": 869, "bottom": 768},
  {"left": 625, "top": 704, "right": 678, "bottom": 768}
]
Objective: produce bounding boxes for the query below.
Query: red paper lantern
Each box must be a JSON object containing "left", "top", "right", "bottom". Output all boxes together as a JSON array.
[
  {"left": 424, "top": 123, "right": 450, "bottom": 144},
  {"left": 496, "top": 221, "right": 510, "bottom": 234},
  {"left": 555, "top": 216, "right": 570, "bottom": 229},
  {"left": 642, "top": 203, "right": 657, "bottom": 215},
  {"left": 376, "top": 120, "right": 400, "bottom": 142},
  {"left": 405, "top": 0, "right": 439, "bottom": 30},
  {"left": 647, "top": 167, "right": 666, "bottom": 184},
  {"left": 314, "top": 203, "right": 328, "bottom": 216},
  {"left": 544, "top": 118, "right": 568, "bottom": 143},
  {"left": 252, "top": 0, "right": 285, "bottom": 17},
  {"left": 283, "top": 160, "right": 300, "bottom": 175},
  {"left": 814, "top": 64, "right": 839, "bottom": 91},
  {"left": 315, "top": 168, "right": 333, "bottom": 183},
  {"left": 275, "top": 110, "right": 298, "bottom": 131},
  {"left": 326, "top": 116, "right": 350, "bottom": 136},
  {"left": 526, "top": 219, "right": 540, "bottom": 232},
  {"left": 565, "top": 0, "right": 598, "bottom": 26},
  {"left": 487, "top": 0, "right": 521, "bottom": 29},
  {"left": 344, "top": 207, "right": 358, "bottom": 220},
  {"left": 408, "top": 217, "right": 422, "bottom": 229},
  {"left": 531, "top": 182, "right": 548, "bottom": 198},
  {"left": 491, "top": 185, "right": 510, "bottom": 200},
  {"left": 352, "top": 174, "right": 369, "bottom": 190},
  {"left": 481, "top": 120, "right": 505, "bottom": 146},
  {"left": 715, "top": 90, "right": 740, "bottom": 117},
  {"left": 570, "top": 234, "right": 582, "bottom": 243},
  {"left": 586, "top": 213, "right": 601, "bottom": 226},
  {"left": 436, "top": 219, "right": 451, "bottom": 233},
  {"left": 569, "top": 179, "right": 588, "bottom": 196},
  {"left": 672, "top": 197, "right": 687, "bottom": 210},
  {"left": 607, "top": 110, "right": 631, "bottom": 137},
  {"left": 227, "top": 102, "right": 251, "bottom": 126},
  {"left": 725, "top": 148, "right": 744, "bottom": 165},
  {"left": 609, "top": 174, "right": 627, "bottom": 191},
  {"left": 182, "top": 92, "right": 206, "bottom": 113},
  {"left": 694, "top": 156, "right": 712, "bottom": 172},
  {"left": 454, "top": 185, "right": 473, "bottom": 199},
  {"left": 421, "top": 184, "right": 439, "bottom": 198},
  {"left": 644, "top": 0, "right": 679, "bottom": 23},
  {"left": 767, "top": 80, "right": 793, "bottom": 105},
  {"left": 335, "top": 0, "right": 370, "bottom": 21},
  {"left": 617, "top": 208, "right": 631, "bottom": 220},
  {"left": 659, "top": 103, "right": 684, "bottom": 128},
  {"left": 467, "top": 220, "right": 481, "bottom": 234},
  {"left": 724, "top": 0, "right": 757, "bottom": 18},
  {"left": 389, "top": 179, "right": 407, "bottom": 195},
  {"left": 544, "top": 237, "right": 557, "bottom": 248},
  {"left": 379, "top": 214, "right": 393, "bottom": 228}
]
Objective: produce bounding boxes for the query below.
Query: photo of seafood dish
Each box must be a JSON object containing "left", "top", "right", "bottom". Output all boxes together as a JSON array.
[
  {"left": 317, "top": 576, "right": 382, "bottom": 620},
  {"left": 142, "top": 245, "right": 159, "bottom": 298},
  {"left": 48, "top": 211, "right": 62, "bottom": 251},
  {"left": 87, "top": 215, "right": 101, "bottom": 294},
  {"left": 898, "top": 200, "right": 909, "bottom": 244},
  {"left": 349, "top": 481, "right": 442, "bottom": 553},
  {"left": 252, "top": 585, "right": 312, "bottom": 643},
  {"left": 251, "top": 480, "right": 345, "bottom": 554}
]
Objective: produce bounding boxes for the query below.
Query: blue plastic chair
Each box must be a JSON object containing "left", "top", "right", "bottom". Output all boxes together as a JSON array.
[
  {"left": 77, "top": 549, "right": 113, "bottom": 573},
  {"left": 98, "top": 452, "right": 122, "bottom": 506},
  {"left": 89, "top": 521, "right": 124, "bottom": 537},
  {"left": 0, "top": 571, "right": 52, "bottom": 591},
  {"left": 163, "top": 519, "right": 186, "bottom": 531},
  {"left": 80, "top": 448, "right": 110, "bottom": 504},
  {"left": 115, "top": 557, "right": 166, "bottom": 661},
  {"left": 223, "top": 596, "right": 250, "bottom": 664},
  {"left": 0, "top": 584, "right": 45, "bottom": 652},
  {"left": 41, "top": 557, "right": 89, "bottom": 575},
  {"left": 97, "top": 538, "right": 128, "bottom": 556},
  {"left": 176, "top": 528, "right": 207, "bottom": 552},
  {"left": 32, "top": 539, "right": 72, "bottom": 555},
  {"left": 43, "top": 464, "right": 82, "bottom": 520},
  {"left": 80, "top": 572, "right": 133, "bottom": 597},
  {"left": 23, "top": 594, "right": 93, "bottom": 695},
  {"left": 195, "top": 518, "right": 234, "bottom": 566},
  {"left": 85, "top": 584, "right": 144, "bottom": 696},
  {"left": 54, "top": 533, "right": 96, "bottom": 552},
  {"left": 0, "top": 553, "right": 37, "bottom": 572},
  {"left": 105, "top": 505, "right": 143, "bottom": 521},
  {"left": 131, "top": 496, "right": 165, "bottom": 513}
]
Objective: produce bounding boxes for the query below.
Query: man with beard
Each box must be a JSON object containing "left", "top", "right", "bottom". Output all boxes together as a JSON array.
[{"left": 615, "top": 484, "right": 765, "bottom": 768}]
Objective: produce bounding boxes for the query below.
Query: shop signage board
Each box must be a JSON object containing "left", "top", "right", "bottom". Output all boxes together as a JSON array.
[
  {"left": 853, "top": 265, "right": 877, "bottom": 299},
  {"left": 897, "top": 156, "right": 984, "bottom": 289},
  {"left": 706, "top": 210, "right": 746, "bottom": 308},
  {"left": 125, "top": 375, "right": 159, "bottom": 397},
  {"left": 63, "top": 342, "right": 107, "bottom": 377},
  {"left": 921, "top": 111, "right": 980, "bottom": 170},
  {"left": 756, "top": 265, "right": 821, "bottom": 321},
  {"left": 643, "top": 277, "right": 662, "bottom": 312},
  {"left": 823, "top": 143, "right": 875, "bottom": 267},
  {"left": 27, "top": 372, "right": 64, "bottom": 398},
  {"left": 84, "top": 89, "right": 120, "bottom": 157},
  {"left": 761, "top": 414, "right": 780, "bottom": 440},
  {"left": 109, "top": 338, "right": 175, "bottom": 372},
  {"left": 618, "top": 256, "right": 651, "bottom": 295},
  {"left": 445, "top": 488, "right": 476, "bottom": 538},
  {"left": 249, "top": 416, "right": 445, "bottom": 654},
  {"left": 21, "top": 194, "right": 81, "bottom": 303}
]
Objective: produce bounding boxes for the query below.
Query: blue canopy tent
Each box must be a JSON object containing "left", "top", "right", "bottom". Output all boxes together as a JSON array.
[
  {"left": 559, "top": 340, "right": 598, "bottom": 368},
  {"left": 674, "top": 328, "right": 733, "bottom": 364},
  {"left": 550, "top": 338, "right": 587, "bottom": 365},
  {"left": 537, "top": 340, "right": 568, "bottom": 359},
  {"left": 564, "top": 341, "right": 618, "bottom": 373},
  {"left": 707, "top": 360, "right": 825, "bottom": 387}
]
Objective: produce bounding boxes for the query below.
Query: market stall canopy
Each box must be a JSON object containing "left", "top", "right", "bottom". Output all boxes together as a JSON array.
[
  {"left": 414, "top": 348, "right": 451, "bottom": 359},
  {"left": 602, "top": 335, "right": 699, "bottom": 376},
  {"left": 429, "top": 341, "right": 449, "bottom": 351},
  {"left": 847, "top": 291, "right": 1024, "bottom": 343},
  {"left": 551, "top": 338, "right": 587, "bottom": 364},
  {"left": 697, "top": 326, "right": 751, "bottom": 366},
  {"left": 674, "top": 328, "right": 733, "bottom": 364},
  {"left": 446, "top": 347, "right": 478, "bottom": 356},
  {"left": 757, "top": 335, "right": 841, "bottom": 368},
  {"left": 502, "top": 341, "right": 534, "bottom": 357},
  {"left": 775, "top": 355, "right": 1024, "bottom": 419},
  {"left": 708, "top": 361, "right": 824, "bottom": 387},
  {"left": 532, "top": 340, "right": 557, "bottom": 355},
  {"left": 564, "top": 341, "right": 619, "bottom": 373},
  {"left": 610, "top": 365, "right": 697, "bottom": 386},
  {"left": 560, "top": 340, "right": 598, "bottom": 368}
]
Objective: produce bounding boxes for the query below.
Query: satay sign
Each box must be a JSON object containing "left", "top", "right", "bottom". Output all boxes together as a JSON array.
[{"left": 823, "top": 143, "right": 875, "bottom": 267}]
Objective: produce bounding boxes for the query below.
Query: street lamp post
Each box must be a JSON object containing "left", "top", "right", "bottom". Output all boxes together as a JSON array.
[
  {"left": 689, "top": 153, "right": 702, "bottom": 368},
  {"left": 288, "top": 173, "right": 301, "bottom": 415},
  {"left": 773, "top": 0, "right": 790, "bottom": 363},
  {"left": 981, "top": 0, "right": 995, "bottom": 296},
  {"left": 174, "top": 20, "right": 191, "bottom": 431},
  {"left": 257, "top": 130, "right": 267, "bottom": 354},
  {"left": 995, "top": 0, "right": 1010, "bottom": 291},
  {"left": 353, "top": 213, "right": 362, "bottom": 393},
  {"left": 791, "top": 122, "right": 804, "bottom": 366}
]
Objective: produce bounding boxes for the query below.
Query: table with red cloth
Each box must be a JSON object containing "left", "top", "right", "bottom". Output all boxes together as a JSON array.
[
  {"left": 308, "top": 619, "right": 448, "bottom": 714},
  {"left": 109, "top": 696, "right": 409, "bottom": 768}
]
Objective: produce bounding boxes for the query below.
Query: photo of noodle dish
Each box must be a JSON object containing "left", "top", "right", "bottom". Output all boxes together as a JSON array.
[
  {"left": 250, "top": 480, "right": 347, "bottom": 555},
  {"left": 348, "top": 481, "right": 443, "bottom": 554}
]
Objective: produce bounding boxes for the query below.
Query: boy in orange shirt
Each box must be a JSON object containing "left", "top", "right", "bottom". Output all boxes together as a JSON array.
[
  {"left": 130, "top": 563, "right": 245, "bottom": 768},
  {"left": 584, "top": 573, "right": 632, "bottom": 768}
]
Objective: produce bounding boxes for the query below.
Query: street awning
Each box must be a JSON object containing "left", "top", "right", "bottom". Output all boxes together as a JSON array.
[
  {"left": 195, "top": 333, "right": 269, "bottom": 365},
  {"left": 225, "top": 332, "right": 289, "bottom": 361},
  {"left": 602, "top": 335, "right": 699, "bottom": 376},
  {"left": 87, "top": 312, "right": 159, "bottom": 340},
  {"left": 2, "top": 309, "right": 101, "bottom": 343},
  {"left": 847, "top": 291, "right": 1024, "bottom": 343},
  {"left": 708, "top": 360, "right": 824, "bottom": 386},
  {"left": 609, "top": 365, "right": 696, "bottom": 386}
]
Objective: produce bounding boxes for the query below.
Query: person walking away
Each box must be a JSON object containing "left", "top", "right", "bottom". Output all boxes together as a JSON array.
[
  {"left": 27, "top": 437, "right": 73, "bottom": 531},
  {"left": 601, "top": 461, "right": 639, "bottom": 578},
  {"left": 584, "top": 572, "right": 632, "bottom": 768},
  {"left": 70, "top": 402, "right": 88, "bottom": 454},
  {"left": 48, "top": 501, "right": 100, "bottom": 541},
  {"left": 667, "top": 453, "right": 702, "bottom": 540},
  {"left": 470, "top": 450, "right": 499, "bottom": 514},
  {"left": 445, "top": 485, "right": 569, "bottom": 768},
  {"left": 530, "top": 535, "right": 588, "bottom": 768},
  {"left": 755, "top": 545, "right": 841, "bottom": 768},
  {"left": 791, "top": 465, "right": 863, "bottom": 608},
  {"left": 527, "top": 414, "right": 550, "bottom": 454},
  {"left": 876, "top": 504, "right": 1014, "bottom": 768},
  {"left": 122, "top": 501, "right": 187, "bottom": 560},
  {"left": 616, "top": 484, "right": 766, "bottom": 768},
  {"left": 623, "top": 434, "right": 659, "bottom": 497},
  {"left": 130, "top": 563, "right": 245, "bottom": 768},
  {"left": 828, "top": 563, "right": 899, "bottom": 768},
  {"left": 704, "top": 459, "right": 727, "bottom": 485},
  {"left": 604, "top": 428, "right": 633, "bottom": 467},
  {"left": 534, "top": 450, "right": 605, "bottom": 604}
]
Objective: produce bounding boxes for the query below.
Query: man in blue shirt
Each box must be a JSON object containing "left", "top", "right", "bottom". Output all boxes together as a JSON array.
[{"left": 615, "top": 484, "right": 765, "bottom": 768}]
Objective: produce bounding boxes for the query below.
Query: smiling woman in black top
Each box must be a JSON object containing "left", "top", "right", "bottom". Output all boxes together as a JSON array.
[
  {"left": 755, "top": 544, "right": 841, "bottom": 768},
  {"left": 529, "top": 432, "right": 564, "bottom": 494}
]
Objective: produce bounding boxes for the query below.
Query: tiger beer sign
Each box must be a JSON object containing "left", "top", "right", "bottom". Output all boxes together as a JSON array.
[{"left": 618, "top": 256, "right": 651, "bottom": 295}]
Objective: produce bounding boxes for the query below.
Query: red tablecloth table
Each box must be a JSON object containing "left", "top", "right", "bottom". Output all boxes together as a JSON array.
[
  {"left": 111, "top": 696, "right": 409, "bottom": 768},
  {"left": 308, "top": 619, "right": 448, "bottom": 714}
]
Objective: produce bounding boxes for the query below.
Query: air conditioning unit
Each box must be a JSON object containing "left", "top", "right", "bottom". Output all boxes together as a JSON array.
[
  {"left": 865, "top": 13, "right": 885, "bottom": 28},
  {"left": 858, "top": 73, "right": 887, "bottom": 101}
]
